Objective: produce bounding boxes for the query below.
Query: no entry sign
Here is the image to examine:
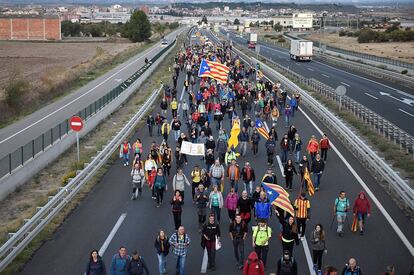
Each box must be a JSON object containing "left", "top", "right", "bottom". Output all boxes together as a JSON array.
[{"left": 70, "top": 116, "right": 83, "bottom": 132}]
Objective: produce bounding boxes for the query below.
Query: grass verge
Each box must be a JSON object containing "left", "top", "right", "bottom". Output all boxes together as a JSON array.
[{"left": 0, "top": 31, "right": 185, "bottom": 275}]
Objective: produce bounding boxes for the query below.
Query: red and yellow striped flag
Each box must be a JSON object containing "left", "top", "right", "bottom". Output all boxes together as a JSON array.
[
  {"left": 303, "top": 167, "right": 315, "bottom": 196},
  {"left": 351, "top": 215, "right": 358, "bottom": 232}
]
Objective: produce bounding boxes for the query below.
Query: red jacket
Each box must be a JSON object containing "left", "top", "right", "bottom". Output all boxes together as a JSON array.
[
  {"left": 243, "top": 252, "right": 265, "bottom": 275},
  {"left": 319, "top": 138, "right": 330, "bottom": 149},
  {"left": 353, "top": 191, "right": 371, "bottom": 214}
]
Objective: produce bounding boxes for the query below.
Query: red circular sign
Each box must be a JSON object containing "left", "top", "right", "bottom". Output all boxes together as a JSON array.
[{"left": 70, "top": 116, "right": 83, "bottom": 132}]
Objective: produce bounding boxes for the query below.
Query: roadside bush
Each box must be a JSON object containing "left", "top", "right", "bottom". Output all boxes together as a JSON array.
[
  {"left": 4, "top": 70, "right": 30, "bottom": 109},
  {"left": 339, "top": 30, "right": 346, "bottom": 36},
  {"left": 357, "top": 29, "right": 377, "bottom": 43},
  {"left": 278, "top": 38, "right": 286, "bottom": 43}
]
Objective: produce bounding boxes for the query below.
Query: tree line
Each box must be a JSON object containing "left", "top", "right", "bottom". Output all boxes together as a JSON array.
[
  {"left": 61, "top": 10, "right": 179, "bottom": 42},
  {"left": 339, "top": 24, "right": 414, "bottom": 43}
]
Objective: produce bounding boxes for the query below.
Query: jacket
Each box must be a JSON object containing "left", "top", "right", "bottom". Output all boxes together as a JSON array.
[
  {"left": 353, "top": 191, "right": 371, "bottom": 215},
  {"left": 310, "top": 229, "right": 326, "bottom": 251},
  {"left": 238, "top": 197, "right": 253, "bottom": 213},
  {"left": 254, "top": 200, "right": 271, "bottom": 219},
  {"left": 126, "top": 257, "right": 149, "bottom": 275},
  {"left": 239, "top": 131, "right": 249, "bottom": 142},
  {"left": 171, "top": 195, "right": 183, "bottom": 212},
  {"left": 342, "top": 265, "right": 362, "bottom": 275},
  {"left": 276, "top": 256, "right": 298, "bottom": 275},
  {"left": 131, "top": 168, "right": 145, "bottom": 185},
  {"left": 265, "top": 139, "right": 276, "bottom": 154},
  {"left": 281, "top": 221, "right": 299, "bottom": 245},
  {"left": 307, "top": 139, "right": 319, "bottom": 154},
  {"left": 202, "top": 222, "right": 221, "bottom": 241},
  {"left": 320, "top": 138, "right": 330, "bottom": 149},
  {"left": 154, "top": 175, "right": 167, "bottom": 190},
  {"left": 225, "top": 192, "right": 239, "bottom": 210},
  {"left": 172, "top": 174, "right": 190, "bottom": 191},
  {"left": 251, "top": 132, "right": 261, "bottom": 144},
  {"left": 161, "top": 123, "right": 170, "bottom": 135},
  {"left": 243, "top": 252, "right": 265, "bottom": 275},
  {"left": 311, "top": 159, "right": 325, "bottom": 173},
  {"left": 195, "top": 189, "right": 209, "bottom": 209},
  {"left": 86, "top": 256, "right": 106, "bottom": 275},
  {"left": 110, "top": 253, "right": 130, "bottom": 275},
  {"left": 208, "top": 191, "right": 224, "bottom": 208},
  {"left": 241, "top": 166, "right": 256, "bottom": 182},
  {"left": 227, "top": 164, "right": 240, "bottom": 181},
  {"left": 154, "top": 237, "right": 170, "bottom": 256},
  {"left": 216, "top": 139, "right": 228, "bottom": 154}
]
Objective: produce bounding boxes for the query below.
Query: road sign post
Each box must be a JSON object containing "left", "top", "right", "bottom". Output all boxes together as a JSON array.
[
  {"left": 70, "top": 116, "right": 84, "bottom": 162},
  {"left": 335, "top": 85, "right": 347, "bottom": 111},
  {"left": 256, "top": 44, "right": 260, "bottom": 59}
]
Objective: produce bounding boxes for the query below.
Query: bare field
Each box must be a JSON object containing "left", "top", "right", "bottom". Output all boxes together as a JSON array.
[
  {"left": 306, "top": 33, "right": 414, "bottom": 64},
  {"left": 0, "top": 41, "right": 134, "bottom": 86}
]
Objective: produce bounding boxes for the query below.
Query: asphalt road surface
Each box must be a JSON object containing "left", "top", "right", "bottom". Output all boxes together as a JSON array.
[
  {"left": 0, "top": 28, "right": 183, "bottom": 161},
  {"left": 220, "top": 29, "right": 414, "bottom": 136},
  {"left": 20, "top": 30, "right": 414, "bottom": 275}
]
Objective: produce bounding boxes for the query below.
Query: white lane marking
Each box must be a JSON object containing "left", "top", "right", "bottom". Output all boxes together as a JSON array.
[
  {"left": 307, "top": 68, "right": 314, "bottom": 71},
  {"left": 322, "top": 74, "right": 330, "bottom": 78},
  {"left": 200, "top": 247, "right": 208, "bottom": 273},
  {"left": 114, "top": 78, "right": 122, "bottom": 82},
  {"left": 299, "top": 105, "right": 414, "bottom": 257},
  {"left": 313, "top": 59, "right": 414, "bottom": 99},
  {"left": 98, "top": 213, "right": 127, "bottom": 256},
  {"left": 379, "top": 92, "right": 414, "bottom": 106},
  {"left": 0, "top": 44, "right": 163, "bottom": 145},
  {"left": 247, "top": 52, "right": 414, "bottom": 256},
  {"left": 399, "top": 108, "right": 414, "bottom": 118},
  {"left": 340, "top": 82, "right": 351, "bottom": 87},
  {"left": 364, "top": 93, "right": 378, "bottom": 100},
  {"left": 276, "top": 155, "right": 315, "bottom": 274}
]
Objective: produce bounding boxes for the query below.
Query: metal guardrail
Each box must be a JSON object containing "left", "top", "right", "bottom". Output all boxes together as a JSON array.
[
  {"left": 230, "top": 44, "right": 414, "bottom": 212},
  {"left": 316, "top": 53, "right": 414, "bottom": 89},
  {"left": 233, "top": 42, "right": 414, "bottom": 156},
  {"left": 0, "top": 84, "right": 164, "bottom": 271},
  {"left": 0, "top": 39, "right": 176, "bottom": 180}
]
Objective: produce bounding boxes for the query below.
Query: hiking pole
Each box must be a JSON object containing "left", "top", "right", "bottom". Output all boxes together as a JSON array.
[
  {"left": 345, "top": 213, "right": 352, "bottom": 231},
  {"left": 329, "top": 214, "right": 336, "bottom": 230}
]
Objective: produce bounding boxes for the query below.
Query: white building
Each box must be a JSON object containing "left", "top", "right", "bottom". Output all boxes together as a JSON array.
[{"left": 292, "top": 13, "right": 313, "bottom": 29}]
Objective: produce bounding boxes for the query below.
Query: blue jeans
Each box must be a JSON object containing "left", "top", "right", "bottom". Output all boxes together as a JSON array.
[
  {"left": 174, "top": 130, "right": 181, "bottom": 141},
  {"left": 122, "top": 153, "right": 129, "bottom": 165},
  {"left": 157, "top": 253, "right": 167, "bottom": 274},
  {"left": 313, "top": 173, "right": 322, "bottom": 188},
  {"left": 230, "top": 180, "right": 238, "bottom": 193},
  {"left": 244, "top": 181, "right": 253, "bottom": 197},
  {"left": 175, "top": 254, "right": 186, "bottom": 275},
  {"left": 295, "top": 150, "right": 301, "bottom": 163},
  {"left": 285, "top": 115, "right": 290, "bottom": 127},
  {"left": 211, "top": 206, "right": 221, "bottom": 223},
  {"left": 281, "top": 150, "right": 288, "bottom": 163},
  {"left": 211, "top": 177, "right": 221, "bottom": 188}
]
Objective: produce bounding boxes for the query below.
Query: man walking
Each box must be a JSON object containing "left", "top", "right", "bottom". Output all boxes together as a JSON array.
[
  {"left": 241, "top": 162, "right": 256, "bottom": 197},
  {"left": 202, "top": 215, "right": 221, "bottom": 271},
  {"left": 229, "top": 214, "right": 248, "bottom": 269},
  {"left": 252, "top": 220, "right": 272, "bottom": 268},
  {"left": 294, "top": 192, "right": 311, "bottom": 240},
  {"left": 311, "top": 154, "right": 325, "bottom": 191},
  {"left": 334, "top": 191, "right": 350, "bottom": 237},
  {"left": 169, "top": 226, "right": 191, "bottom": 275}
]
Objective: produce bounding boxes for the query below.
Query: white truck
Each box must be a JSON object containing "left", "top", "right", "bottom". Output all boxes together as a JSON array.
[
  {"left": 247, "top": 33, "right": 258, "bottom": 49},
  {"left": 290, "top": 40, "right": 313, "bottom": 61}
]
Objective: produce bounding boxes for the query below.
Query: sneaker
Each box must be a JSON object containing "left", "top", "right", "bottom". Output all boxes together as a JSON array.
[
  {"left": 315, "top": 187, "right": 319, "bottom": 191},
  {"left": 131, "top": 194, "right": 135, "bottom": 200},
  {"left": 300, "top": 236, "right": 304, "bottom": 241},
  {"left": 123, "top": 163, "right": 127, "bottom": 167},
  {"left": 360, "top": 230, "right": 364, "bottom": 235},
  {"left": 156, "top": 204, "right": 160, "bottom": 208}
]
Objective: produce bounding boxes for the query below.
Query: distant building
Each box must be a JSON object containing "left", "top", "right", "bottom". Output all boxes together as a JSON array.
[
  {"left": 0, "top": 14, "right": 61, "bottom": 41},
  {"left": 292, "top": 13, "right": 313, "bottom": 29},
  {"left": 224, "top": 6, "right": 230, "bottom": 13}
]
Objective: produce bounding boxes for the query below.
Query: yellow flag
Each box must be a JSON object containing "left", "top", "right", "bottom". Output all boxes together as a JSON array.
[
  {"left": 303, "top": 168, "right": 315, "bottom": 196},
  {"left": 227, "top": 120, "right": 240, "bottom": 150}
]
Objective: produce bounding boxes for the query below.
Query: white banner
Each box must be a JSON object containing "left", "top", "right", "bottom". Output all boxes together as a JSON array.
[{"left": 180, "top": 141, "right": 205, "bottom": 156}]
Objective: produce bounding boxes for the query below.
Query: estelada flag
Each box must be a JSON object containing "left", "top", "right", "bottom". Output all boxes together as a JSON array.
[
  {"left": 303, "top": 167, "right": 315, "bottom": 196},
  {"left": 351, "top": 215, "right": 358, "bottom": 232}
]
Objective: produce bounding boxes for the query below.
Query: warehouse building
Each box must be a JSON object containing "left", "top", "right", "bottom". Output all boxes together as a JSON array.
[{"left": 0, "top": 14, "right": 61, "bottom": 41}]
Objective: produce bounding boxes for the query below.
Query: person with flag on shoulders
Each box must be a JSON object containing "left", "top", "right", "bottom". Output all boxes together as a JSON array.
[
  {"left": 294, "top": 192, "right": 311, "bottom": 240},
  {"left": 262, "top": 168, "right": 278, "bottom": 185}
]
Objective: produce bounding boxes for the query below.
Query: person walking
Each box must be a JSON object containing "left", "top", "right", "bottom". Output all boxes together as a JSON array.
[
  {"left": 126, "top": 250, "right": 149, "bottom": 275},
  {"left": 147, "top": 115, "right": 155, "bottom": 137},
  {"left": 298, "top": 155, "right": 310, "bottom": 188},
  {"left": 227, "top": 159, "right": 240, "bottom": 193},
  {"left": 154, "top": 230, "right": 170, "bottom": 275},
  {"left": 251, "top": 129, "right": 261, "bottom": 157},
  {"left": 283, "top": 159, "right": 297, "bottom": 191},
  {"left": 334, "top": 191, "right": 350, "bottom": 237},
  {"left": 131, "top": 162, "right": 145, "bottom": 200},
  {"left": 161, "top": 120, "right": 171, "bottom": 142},
  {"left": 311, "top": 154, "right": 325, "bottom": 191},
  {"left": 209, "top": 159, "right": 225, "bottom": 190},
  {"left": 238, "top": 190, "right": 253, "bottom": 225},
  {"left": 154, "top": 168, "right": 167, "bottom": 207},
  {"left": 132, "top": 139, "right": 143, "bottom": 159},
  {"left": 229, "top": 214, "right": 248, "bottom": 269},
  {"left": 120, "top": 140, "right": 131, "bottom": 166},
  {"left": 307, "top": 135, "right": 319, "bottom": 162},
  {"left": 319, "top": 134, "right": 330, "bottom": 162},
  {"left": 265, "top": 135, "right": 276, "bottom": 166},
  {"left": 85, "top": 249, "right": 106, "bottom": 275},
  {"left": 171, "top": 97, "right": 178, "bottom": 118},
  {"left": 293, "top": 133, "right": 302, "bottom": 164},
  {"left": 225, "top": 187, "right": 239, "bottom": 222},
  {"left": 341, "top": 258, "right": 362, "bottom": 275},
  {"left": 284, "top": 104, "right": 292, "bottom": 128},
  {"left": 161, "top": 145, "right": 172, "bottom": 178},
  {"left": 352, "top": 191, "right": 371, "bottom": 235},
  {"left": 171, "top": 191, "right": 184, "bottom": 230},
  {"left": 172, "top": 168, "right": 190, "bottom": 201},
  {"left": 276, "top": 250, "right": 298, "bottom": 275},
  {"left": 201, "top": 214, "right": 221, "bottom": 271},
  {"left": 208, "top": 185, "right": 224, "bottom": 224},
  {"left": 241, "top": 162, "right": 256, "bottom": 197},
  {"left": 172, "top": 117, "right": 182, "bottom": 142},
  {"left": 294, "top": 192, "right": 311, "bottom": 239},
  {"left": 252, "top": 220, "right": 272, "bottom": 268},
  {"left": 239, "top": 127, "right": 249, "bottom": 157},
  {"left": 310, "top": 224, "right": 327, "bottom": 274},
  {"left": 242, "top": 251, "right": 265, "bottom": 275},
  {"left": 254, "top": 192, "right": 271, "bottom": 222},
  {"left": 110, "top": 246, "right": 130, "bottom": 275},
  {"left": 168, "top": 226, "right": 190, "bottom": 275},
  {"left": 195, "top": 184, "right": 209, "bottom": 231},
  {"left": 279, "top": 216, "right": 299, "bottom": 256},
  {"left": 280, "top": 134, "right": 290, "bottom": 164},
  {"left": 191, "top": 165, "right": 202, "bottom": 200}
]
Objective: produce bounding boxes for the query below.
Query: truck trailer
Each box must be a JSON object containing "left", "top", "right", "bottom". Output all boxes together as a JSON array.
[
  {"left": 247, "top": 33, "right": 258, "bottom": 49},
  {"left": 290, "top": 40, "right": 313, "bottom": 61}
]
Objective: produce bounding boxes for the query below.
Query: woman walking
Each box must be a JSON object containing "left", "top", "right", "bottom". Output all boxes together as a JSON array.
[
  {"left": 171, "top": 191, "right": 184, "bottom": 230},
  {"left": 279, "top": 216, "right": 299, "bottom": 256},
  {"left": 310, "top": 224, "right": 327, "bottom": 274},
  {"left": 225, "top": 187, "right": 239, "bottom": 222},
  {"left": 208, "top": 185, "right": 224, "bottom": 224},
  {"left": 353, "top": 191, "right": 371, "bottom": 235},
  {"left": 131, "top": 162, "right": 145, "bottom": 200},
  {"left": 154, "top": 230, "right": 170, "bottom": 275},
  {"left": 154, "top": 168, "right": 167, "bottom": 207},
  {"left": 85, "top": 249, "right": 106, "bottom": 275},
  {"left": 283, "top": 159, "right": 297, "bottom": 191}
]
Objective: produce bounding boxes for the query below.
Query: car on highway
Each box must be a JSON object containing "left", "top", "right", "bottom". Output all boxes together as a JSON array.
[
  {"left": 161, "top": 39, "right": 168, "bottom": 45},
  {"left": 191, "top": 34, "right": 197, "bottom": 38},
  {"left": 248, "top": 42, "right": 256, "bottom": 49}
]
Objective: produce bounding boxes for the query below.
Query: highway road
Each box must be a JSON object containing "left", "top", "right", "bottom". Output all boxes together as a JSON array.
[
  {"left": 221, "top": 29, "right": 414, "bottom": 136},
  {"left": 0, "top": 28, "right": 183, "bottom": 161},
  {"left": 19, "top": 30, "right": 414, "bottom": 275}
]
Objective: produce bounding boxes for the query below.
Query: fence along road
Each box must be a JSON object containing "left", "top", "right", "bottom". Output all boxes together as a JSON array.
[
  {"left": 0, "top": 29, "right": 182, "bottom": 182},
  {"left": 221, "top": 29, "right": 414, "bottom": 137}
]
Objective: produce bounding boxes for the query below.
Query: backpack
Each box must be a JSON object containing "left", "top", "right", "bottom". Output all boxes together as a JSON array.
[
  {"left": 266, "top": 143, "right": 275, "bottom": 154},
  {"left": 280, "top": 257, "right": 294, "bottom": 274},
  {"left": 335, "top": 197, "right": 349, "bottom": 213}
]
